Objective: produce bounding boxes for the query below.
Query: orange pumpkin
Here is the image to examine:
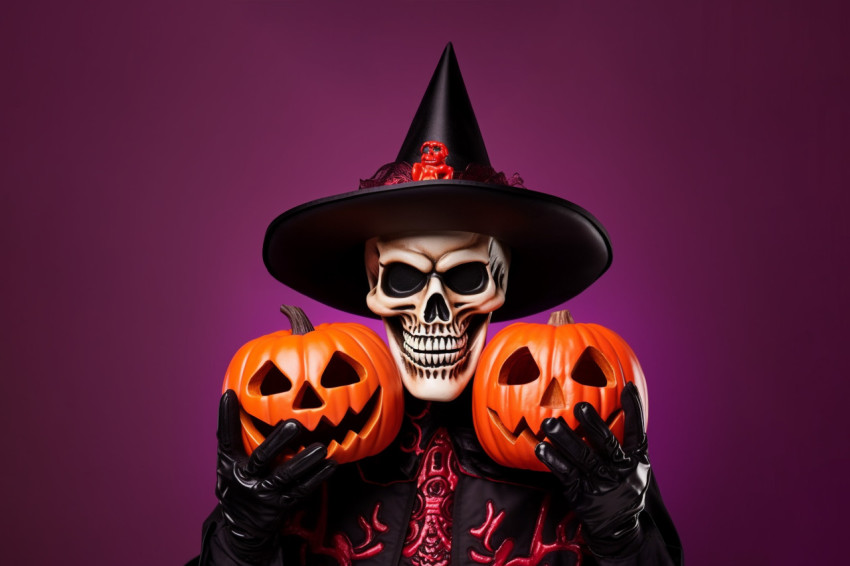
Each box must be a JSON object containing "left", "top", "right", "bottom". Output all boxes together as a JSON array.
[
  {"left": 472, "top": 310, "right": 648, "bottom": 471},
  {"left": 222, "top": 305, "right": 403, "bottom": 464}
]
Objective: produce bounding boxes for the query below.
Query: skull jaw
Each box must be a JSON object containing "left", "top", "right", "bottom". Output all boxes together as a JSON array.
[{"left": 383, "top": 313, "right": 491, "bottom": 402}]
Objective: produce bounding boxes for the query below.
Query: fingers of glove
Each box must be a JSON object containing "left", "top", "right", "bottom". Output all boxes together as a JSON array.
[
  {"left": 263, "top": 442, "right": 329, "bottom": 489},
  {"left": 535, "top": 441, "right": 581, "bottom": 493},
  {"left": 246, "top": 419, "right": 303, "bottom": 477},
  {"left": 217, "top": 390, "right": 246, "bottom": 458},
  {"left": 574, "top": 402, "right": 624, "bottom": 464},
  {"left": 281, "top": 459, "right": 337, "bottom": 505},
  {"left": 621, "top": 383, "right": 648, "bottom": 455},
  {"left": 541, "top": 417, "right": 598, "bottom": 474}
]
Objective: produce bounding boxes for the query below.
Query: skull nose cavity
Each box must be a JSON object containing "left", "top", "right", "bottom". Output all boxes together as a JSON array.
[{"left": 424, "top": 293, "right": 451, "bottom": 323}]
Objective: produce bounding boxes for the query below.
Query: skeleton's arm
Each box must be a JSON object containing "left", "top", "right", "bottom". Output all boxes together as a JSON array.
[{"left": 198, "top": 391, "right": 336, "bottom": 566}]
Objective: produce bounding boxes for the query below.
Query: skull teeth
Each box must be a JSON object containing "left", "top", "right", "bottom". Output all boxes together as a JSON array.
[
  {"left": 402, "top": 331, "right": 467, "bottom": 353},
  {"left": 402, "top": 330, "right": 468, "bottom": 369}
]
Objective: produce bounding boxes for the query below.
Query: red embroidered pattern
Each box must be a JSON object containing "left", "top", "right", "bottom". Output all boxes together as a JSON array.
[
  {"left": 402, "top": 429, "right": 459, "bottom": 566},
  {"left": 400, "top": 403, "right": 431, "bottom": 457},
  {"left": 283, "top": 487, "right": 388, "bottom": 566},
  {"left": 469, "top": 497, "right": 584, "bottom": 565}
]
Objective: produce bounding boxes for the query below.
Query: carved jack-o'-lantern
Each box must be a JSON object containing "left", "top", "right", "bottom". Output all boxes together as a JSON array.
[
  {"left": 472, "top": 310, "right": 648, "bottom": 471},
  {"left": 222, "top": 305, "right": 403, "bottom": 464}
]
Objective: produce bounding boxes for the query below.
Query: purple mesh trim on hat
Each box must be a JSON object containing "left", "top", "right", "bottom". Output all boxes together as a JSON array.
[{"left": 358, "top": 162, "right": 414, "bottom": 189}]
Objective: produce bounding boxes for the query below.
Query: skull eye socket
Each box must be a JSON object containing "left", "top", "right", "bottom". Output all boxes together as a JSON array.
[
  {"left": 382, "top": 263, "right": 427, "bottom": 297},
  {"left": 443, "top": 262, "right": 488, "bottom": 294}
]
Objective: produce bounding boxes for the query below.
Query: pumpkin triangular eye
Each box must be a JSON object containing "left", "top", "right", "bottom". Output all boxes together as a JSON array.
[
  {"left": 254, "top": 361, "right": 293, "bottom": 395},
  {"left": 570, "top": 346, "right": 614, "bottom": 387},
  {"left": 320, "top": 352, "right": 363, "bottom": 388},
  {"left": 498, "top": 347, "right": 541, "bottom": 385}
]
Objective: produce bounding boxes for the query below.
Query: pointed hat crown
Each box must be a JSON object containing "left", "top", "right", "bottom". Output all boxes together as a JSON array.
[
  {"left": 396, "top": 43, "right": 490, "bottom": 170},
  {"left": 262, "top": 44, "right": 612, "bottom": 321}
]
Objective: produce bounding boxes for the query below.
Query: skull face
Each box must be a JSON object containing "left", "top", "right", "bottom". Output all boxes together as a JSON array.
[
  {"left": 412, "top": 141, "right": 454, "bottom": 181},
  {"left": 366, "top": 231, "right": 509, "bottom": 401},
  {"left": 420, "top": 141, "right": 449, "bottom": 165}
]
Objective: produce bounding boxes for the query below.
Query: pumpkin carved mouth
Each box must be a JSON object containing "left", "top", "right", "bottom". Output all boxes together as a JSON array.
[
  {"left": 487, "top": 408, "right": 543, "bottom": 445},
  {"left": 486, "top": 407, "right": 623, "bottom": 445},
  {"left": 245, "top": 386, "right": 383, "bottom": 453}
]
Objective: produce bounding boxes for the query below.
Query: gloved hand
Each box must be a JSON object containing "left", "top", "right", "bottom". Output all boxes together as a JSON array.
[
  {"left": 535, "top": 382, "right": 651, "bottom": 558},
  {"left": 213, "top": 389, "right": 337, "bottom": 562}
]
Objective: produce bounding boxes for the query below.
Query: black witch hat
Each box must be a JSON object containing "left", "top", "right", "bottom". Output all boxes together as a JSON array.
[{"left": 262, "top": 44, "right": 611, "bottom": 322}]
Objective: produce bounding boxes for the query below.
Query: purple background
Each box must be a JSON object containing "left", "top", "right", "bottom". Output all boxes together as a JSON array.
[{"left": 3, "top": 1, "right": 848, "bottom": 563}]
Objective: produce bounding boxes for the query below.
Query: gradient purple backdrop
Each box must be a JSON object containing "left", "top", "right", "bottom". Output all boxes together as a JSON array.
[{"left": 3, "top": 1, "right": 848, "bottom": 564}]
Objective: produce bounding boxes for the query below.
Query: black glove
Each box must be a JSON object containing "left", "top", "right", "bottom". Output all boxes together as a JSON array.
[
  {"left": 210, "top": 389, "right": 337, "bottom": 563},
  {"left": 535, "top": 382, "right": 651, "bottom": 558}
]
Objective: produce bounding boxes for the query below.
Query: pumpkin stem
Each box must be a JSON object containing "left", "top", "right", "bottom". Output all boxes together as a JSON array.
[
  {"left": 280, "top": 305, "right": 315, "bottom": 335},
  {"left": 547, "top": 310, "right": 575, "bottom": 326}
]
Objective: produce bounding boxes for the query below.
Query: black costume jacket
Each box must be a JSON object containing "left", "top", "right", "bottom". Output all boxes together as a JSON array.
[{"left": 198, "top": 390, "right": 683, "bottom": 566}]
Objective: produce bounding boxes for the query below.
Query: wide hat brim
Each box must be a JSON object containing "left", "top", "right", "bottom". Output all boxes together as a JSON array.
[{"left": 262, "top": 179, "right": 611, "bottom": 322}]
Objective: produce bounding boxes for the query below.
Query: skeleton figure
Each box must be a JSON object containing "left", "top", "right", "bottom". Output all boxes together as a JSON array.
[
  {"left": 411, "top": 141, "right": 454, "bottom": 181},
  {"left": 197, "top": 45, "right": 682, "bottom": 566},
  {"left": 365, "top": 231, "right": 509, "bottom": 401}
]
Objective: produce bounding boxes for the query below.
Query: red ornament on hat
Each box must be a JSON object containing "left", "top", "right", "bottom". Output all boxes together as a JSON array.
[{"left": 411, "top": 141, "right": 454, "bottom": 181}]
